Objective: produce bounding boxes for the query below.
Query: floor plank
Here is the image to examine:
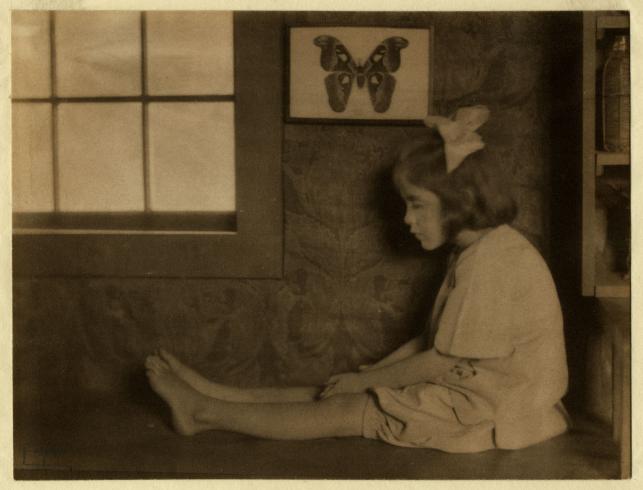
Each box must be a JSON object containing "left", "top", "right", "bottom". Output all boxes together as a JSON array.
[{"left": 14, "top": 392, "right": 620, "bottom": 480}]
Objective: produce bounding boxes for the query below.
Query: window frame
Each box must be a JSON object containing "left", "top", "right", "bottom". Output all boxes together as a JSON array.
[{"left": 12, "top": 11, "right": 284, "bottom": 278}]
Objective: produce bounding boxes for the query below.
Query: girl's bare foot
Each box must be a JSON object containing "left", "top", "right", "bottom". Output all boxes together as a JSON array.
[
  {"left": 145, "top": 354, "right": 170, "bottom": 374},
  {"left": 158, "top": 349, "right": 223, "bottom": 399},
  {"left": 146, "top": 368, "right": 210, "bottom": 436},
  {"left": 153, "top": 349, "right": 320, "bottom": 403}
]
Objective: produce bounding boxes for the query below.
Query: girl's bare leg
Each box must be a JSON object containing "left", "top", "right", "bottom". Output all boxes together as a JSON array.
[
  {"left": 146, "top": 366, "right": 367, "bottom": 439},
  {"left": 146, "top": 350, "right": 320, "bottom": 402}
]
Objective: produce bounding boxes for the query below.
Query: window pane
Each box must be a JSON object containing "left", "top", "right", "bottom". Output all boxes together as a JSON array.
[
  {"left": 148, "top": 102, "right": 235, "bottom": 212},
  {"left": 12, "top": 11, "right": 51, "bottom": 98},
  {"left": 58, "top": 103, "right": 144, "bottom": 211},
  {"left": 12, "top": 104, "right": 54, "bottom": 212},
  {"left": 55, "top": 11, "right": 141, "bottom": 97},
  {"left": 146, "top": 11, "right": 233, "bottom": 95}
]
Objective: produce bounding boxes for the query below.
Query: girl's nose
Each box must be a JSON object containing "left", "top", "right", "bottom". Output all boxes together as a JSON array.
[{"left": 404, "top": 207, "right": 414, "bottom": 226}]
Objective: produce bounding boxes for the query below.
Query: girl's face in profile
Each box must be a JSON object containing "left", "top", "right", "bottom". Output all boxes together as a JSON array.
[{"left": 399, "top": 179, "right": 447, "bottom": 251}]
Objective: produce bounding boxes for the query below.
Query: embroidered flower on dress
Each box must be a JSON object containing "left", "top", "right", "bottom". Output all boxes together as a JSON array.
[{"left": 450, "top": 360, "right": 478, "bottom": 380}]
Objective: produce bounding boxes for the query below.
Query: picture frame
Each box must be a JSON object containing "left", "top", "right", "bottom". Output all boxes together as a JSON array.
[{"left": 286, "top": 26, "right": 432, "bottom": 124}]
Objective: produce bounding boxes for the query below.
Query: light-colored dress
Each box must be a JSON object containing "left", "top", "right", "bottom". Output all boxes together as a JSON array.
[{"left": 362, "top": 225, "right": 569, "bottom": 452}]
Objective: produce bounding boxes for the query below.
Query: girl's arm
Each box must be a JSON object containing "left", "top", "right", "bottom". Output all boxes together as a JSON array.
[
  {"left": 363, "top": 334, "right": 427, "bottom": 371},
  {"left": 320, "top": 347, "right": 456, "bottom": 398}
]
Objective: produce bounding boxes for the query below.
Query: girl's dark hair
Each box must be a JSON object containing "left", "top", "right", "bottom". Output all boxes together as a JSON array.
[{"left": 393, "top": 129, "right": 517, "bottom": 240}]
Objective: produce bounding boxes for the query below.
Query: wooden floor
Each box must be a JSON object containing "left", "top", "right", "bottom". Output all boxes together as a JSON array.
[{"left": 14, "top": 389, "right": 621, "bottom": 480}]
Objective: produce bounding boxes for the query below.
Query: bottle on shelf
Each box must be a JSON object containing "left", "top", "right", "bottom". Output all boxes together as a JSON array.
[{"left": 601, "top": 34, "right": 630, "bottom": 153}]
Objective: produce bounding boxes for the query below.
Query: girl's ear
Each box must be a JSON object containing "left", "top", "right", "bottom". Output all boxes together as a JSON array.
[
  {"left": 450, "top": 187, "right": 477, "bottom": 230},
  {"left": 463, "top": 187, "right": 477, "bottom": 208}
]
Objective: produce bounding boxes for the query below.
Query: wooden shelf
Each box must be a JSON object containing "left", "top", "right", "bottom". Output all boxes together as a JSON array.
[
  {"left": 595, "top": 263, "right": 630, "bottom": 298},
  {"left": 595, "top": 283, "right": 630, "bottom": 298},
  {"left": 597, "top": 15, "right": 629, "bottom": 30},
  {"left": 596, "top": 151, "right": 629, "bottom": 166},
  {"left": 596, "top": 151, "right": 630, "bottom": 175}
]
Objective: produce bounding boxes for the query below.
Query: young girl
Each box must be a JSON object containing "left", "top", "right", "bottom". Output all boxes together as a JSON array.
[{"left": 145, "top": 106, "right": 570, "bottom": 452}]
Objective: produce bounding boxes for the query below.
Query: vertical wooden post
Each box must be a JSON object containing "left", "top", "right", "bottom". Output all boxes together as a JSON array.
[{"left": 581, "top": 12, "right": 596, "bottom": 296}]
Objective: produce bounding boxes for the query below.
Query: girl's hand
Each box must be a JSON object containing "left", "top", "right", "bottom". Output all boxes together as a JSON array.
[
  {"left": 319, "top": 372, "right": 366, "bottom": 399},
  {"left": 358, "top": 364, "right": 375, "bottom": 372}
]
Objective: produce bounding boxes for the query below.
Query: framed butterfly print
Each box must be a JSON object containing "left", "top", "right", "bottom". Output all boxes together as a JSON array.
[{"left": 287, "top": 26, "right": 431, "bottom": 123}]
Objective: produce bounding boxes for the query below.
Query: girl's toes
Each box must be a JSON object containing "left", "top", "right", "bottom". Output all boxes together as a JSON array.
[
  {"left": 145, "top": 356, "right": 157, "bottom": 369},
  {"left": 147, "top": 358, "right": 167, "bottom": 375},
  {"left": 159, "top": 348, "right": 176, "bottom": 364},
  {"left": 145, "top": 355, "right": 160, "bottom": 367}
]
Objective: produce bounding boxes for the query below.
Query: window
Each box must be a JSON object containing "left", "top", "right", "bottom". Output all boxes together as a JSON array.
[{"left": 12, "top": 11, "right": 283, "bottom": 278}]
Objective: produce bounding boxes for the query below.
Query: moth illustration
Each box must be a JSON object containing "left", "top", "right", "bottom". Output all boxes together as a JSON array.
[{"left": 313, "top": 35, "right": 409, "bottom": 113}]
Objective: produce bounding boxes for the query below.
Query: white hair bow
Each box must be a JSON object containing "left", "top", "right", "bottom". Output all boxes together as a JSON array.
[{"left": 423, "top": 105, "right": 490, "bottom": 173}]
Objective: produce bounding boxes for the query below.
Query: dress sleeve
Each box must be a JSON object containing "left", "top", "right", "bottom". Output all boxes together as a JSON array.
[{"left": 433, "top": 241, "right": 518, "bottom": 360}]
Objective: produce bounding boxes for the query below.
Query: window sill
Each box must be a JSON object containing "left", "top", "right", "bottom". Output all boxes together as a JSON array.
[{"left": 13, "top": 229, "right": 282, "bottom": 278}]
